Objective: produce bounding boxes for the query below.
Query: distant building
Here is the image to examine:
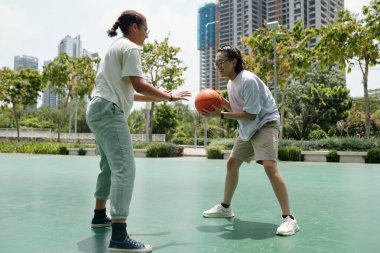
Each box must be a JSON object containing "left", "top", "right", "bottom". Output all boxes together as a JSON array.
[
  {"left": 14, "top": 55, "right": 38, "bottom": 70},
  {"left": 58, "top": 35, "right": 82, "bottom": 57},
  {"left": 266, "top": 0, "right": 344, "bottom": 45},
  {"left": 198, "top": 3, "right": 218, "bottom": 91},
  {"left": 41, "top": 60, "right": 61, "bottom": 110}
]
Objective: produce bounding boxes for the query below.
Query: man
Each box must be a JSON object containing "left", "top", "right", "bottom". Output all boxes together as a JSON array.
[{"left": 201, "top": 45, "right": 299, "bottom": 236}]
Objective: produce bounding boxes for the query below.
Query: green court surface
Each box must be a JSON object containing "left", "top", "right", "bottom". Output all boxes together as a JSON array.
[{"left": 1, "top": 154, "right": 379, "bottom": 253}]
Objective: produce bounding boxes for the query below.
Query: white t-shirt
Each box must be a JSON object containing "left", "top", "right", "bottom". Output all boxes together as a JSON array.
[
  {"left": 93, "top": 37, "right": 144, "bottom": 116},
  {"left": 227, "top": 70, "right": 280, "bottom": 141}
]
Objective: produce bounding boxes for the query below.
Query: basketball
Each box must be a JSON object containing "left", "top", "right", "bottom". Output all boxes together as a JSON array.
[{"left": 194, "top": 89, "right": 222, "bottom": 113}]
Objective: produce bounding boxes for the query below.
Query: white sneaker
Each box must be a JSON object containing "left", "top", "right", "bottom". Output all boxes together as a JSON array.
[
  {"left": 276, "top": 216, "right": 300, "bottom": 236},
  {"left": 202, "top": 204, "right": 234, "bottom": 218}
]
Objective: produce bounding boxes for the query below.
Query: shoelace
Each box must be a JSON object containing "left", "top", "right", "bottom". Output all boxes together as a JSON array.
[{"left": 127, "top": 237, "right": 145, "bottom": 248}]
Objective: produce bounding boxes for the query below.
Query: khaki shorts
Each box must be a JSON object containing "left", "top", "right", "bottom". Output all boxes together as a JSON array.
[{"left": 230, "top": 122, "right": 279, "bottom": 164}]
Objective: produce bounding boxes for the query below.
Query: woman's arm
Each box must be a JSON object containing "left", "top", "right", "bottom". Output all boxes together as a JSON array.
[
  {"left": 127, "top": 76, "right": 191, "bottom": 101},
  {"left": 134, "top": 93, "right": 161, "bottom": 102}
]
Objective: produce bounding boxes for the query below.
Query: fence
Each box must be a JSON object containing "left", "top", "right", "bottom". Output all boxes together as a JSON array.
[{"left": 0, "top": 128, "right": 165, "bottom": 143}]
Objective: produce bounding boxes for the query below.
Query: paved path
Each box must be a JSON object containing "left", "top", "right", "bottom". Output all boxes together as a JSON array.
[{"left": 182, "top": 146, "right": 206, "bottom": 157}]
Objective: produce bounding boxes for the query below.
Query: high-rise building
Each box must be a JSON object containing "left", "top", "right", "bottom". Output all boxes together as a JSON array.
[
  {"left": 58, "top": 35, "right": 82, "bottom": 57},
  {"left": 14, "top": 55, "right": 38, "bottom": 70},
  {"left": 41, "top": 60, "right": 61, "bottom": 110},
  {"left": 219, "top": 0, "right": 267, "bottom": 51},
  {"left": 267, "top": 0, "right": 344, "bottom": 44},
  {"left": 198, "top": 3, "right": 218, "bottom": 91},
  {"left": 199, "top": 0, "right": 344, "bottom": 91},
  {"left": 217, "top": 0, "right": 267, "bottom": 89}
]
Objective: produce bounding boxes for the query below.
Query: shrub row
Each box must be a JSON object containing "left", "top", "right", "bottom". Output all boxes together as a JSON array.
[
  {"left": 0, "top": 141, "right": 95, "bottom": 155},
  {"left": 146, "top": 143, "right": 183, "bottom": 157}
]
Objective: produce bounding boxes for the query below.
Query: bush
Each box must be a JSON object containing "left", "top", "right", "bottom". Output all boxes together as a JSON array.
[
  {"left": 206, "top": 145, "right": 224, "bottom": 159},
  {"left": 146, "top": 143, "right": 183, "bottom": 157},
  {"left": 308, "top": 129, "right": 328, "bottom": 140},
  {"left": 58, "top": 146, "right": 69, "bottom": 155},
  {"left": 209, "top": 138, "right": 235, "bottom": 150},
  {"left": 133, "top": 142, "right": 149, "bottom": 149},
  {"left": 327, "top": 150, "right": 339, "bottom": 162},
  {"left": 366, "top": 148, "right": 380, "bottom": 163},
  {"left": 328, "top": 128, "right": 336, "bottom": 137},
  {"left": 78, "top": 148, "right": 87, "bottom": 156},
  {"left": 278, "top": 146, "right": 301, "bottom": 161}
]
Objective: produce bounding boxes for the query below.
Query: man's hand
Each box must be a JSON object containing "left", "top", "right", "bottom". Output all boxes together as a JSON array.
[{"left": 201, "top": 105, "right": 222, "bottom": 118}]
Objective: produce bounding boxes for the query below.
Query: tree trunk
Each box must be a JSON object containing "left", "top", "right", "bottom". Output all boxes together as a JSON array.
[
  {"left": 58, "top": 91, "right": 72, "bottom": 142},
  {"left": 279, "top": 87, "right": 287, "bottom": 140},
  {"left": 148, "top": 102, "right": 155, "bottom": 142},
  {"left": 363, "top": 60, "right": 371, "bottom": 138},
  {"left": 12, "top": 103, "right": 20, "bottom": 142}
]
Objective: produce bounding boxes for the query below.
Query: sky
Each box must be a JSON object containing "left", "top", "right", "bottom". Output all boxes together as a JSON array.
[{"left": 0, "top": 0, "right": 379, "bottom": 110}]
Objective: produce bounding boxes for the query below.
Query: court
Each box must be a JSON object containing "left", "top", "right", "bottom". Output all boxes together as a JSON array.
[{"left": 1, "top": 154, "right": 379, "bottom": 253}]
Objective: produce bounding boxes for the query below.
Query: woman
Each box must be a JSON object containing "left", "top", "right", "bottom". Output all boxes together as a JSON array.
[{"left": 86, "top": 10, "right": 190, "bottom": 252}]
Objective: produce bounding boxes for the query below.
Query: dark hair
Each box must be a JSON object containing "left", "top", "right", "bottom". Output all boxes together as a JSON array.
[
  {"left": 107, "top": 10, "right": 147, "bottom": 37},
  {"left": 217, "top": 45, "right": 245, "bottom": 74}
]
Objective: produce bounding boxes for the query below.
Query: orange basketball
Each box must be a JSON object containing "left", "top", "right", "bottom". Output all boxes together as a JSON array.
[{"left": 194, "top": 89, "right": 222, "bottom": 113}]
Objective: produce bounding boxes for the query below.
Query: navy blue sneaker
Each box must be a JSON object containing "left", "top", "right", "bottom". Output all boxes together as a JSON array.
[
  {"left": 91, "top": 215, "right": 112, "bottom": 228},
  {"left": 109, "top": 236, "right": 152, "bottom": 252}
]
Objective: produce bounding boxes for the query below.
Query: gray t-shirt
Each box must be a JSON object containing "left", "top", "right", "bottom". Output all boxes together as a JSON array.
[
  {"left": 227, "top": 70, "right": 280, "bottom": 141},
  {"left": 93, "top": 37, "right": 144, "bottom": 116}
]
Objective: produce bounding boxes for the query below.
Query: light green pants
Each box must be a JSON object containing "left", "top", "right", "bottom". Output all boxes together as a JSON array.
[{"left": 86, "top": 97, "right": 135, "bottom": 220}]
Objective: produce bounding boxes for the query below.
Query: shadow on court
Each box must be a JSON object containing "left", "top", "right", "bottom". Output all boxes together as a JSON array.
[
  {"left": 197, "top": 218, "right": 277, "bottom": 240},
  {"left": 77, "top": 230, "right": 191, "bottom": 252}
]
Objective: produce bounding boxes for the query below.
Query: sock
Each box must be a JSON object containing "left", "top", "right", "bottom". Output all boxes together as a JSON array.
[
  {"left": 112, "top": 223, "right": 128, "bottom": 242},
  {"left": 282, "top": 215, "right": 295, "bottom": 220},
  {"left": 221, "top": 202, "right": 230, "bottom": 208},
  {"left": 94, "top": 208, "right": 107, "bottom": 219}
]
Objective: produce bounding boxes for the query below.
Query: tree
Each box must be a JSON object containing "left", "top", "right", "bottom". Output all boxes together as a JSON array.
[
  {"left": 314, "top": 10, "right": 380, "bottom": 138},
  {"left": 42, "top": 53, "right": 98, "bottom": 141},
  {"left": 364, "top": 0, "right": 380, "bottom": 40},
  {"left": 128, "top": 109, "right": 146, "bottom": 134},
  {"left": 242, "top": 22, "right": 316, "bottom": 138},
  {"left": 153, "top": 103, "right": 178, "bottom": 140},
  {"left": 140, "top": 37, "right": 187, "bottom": 141},
  {"left": 284, "top": 68, "right": 352, "bottom": 139},
  {"left": 0, "top": 67, "right": 42, "bottom": 141}
]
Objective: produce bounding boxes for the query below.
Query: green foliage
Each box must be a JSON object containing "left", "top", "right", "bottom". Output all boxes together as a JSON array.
[
  {"left": 153, "top": 103, "right": 178, "bottom": 140},
  {"left": 278, "top": 146, "right": 302, "bottom": 161},
  {"left": 209, "top": 139, "right": 235, "bottom": 149},
  {"left": 128, "top": 109, "right": 146, "bottom": 134},
  {"left": 314, "top": 9, "right": 380, "bottom": 138},
  {"left": 78, "top": 148, "right": 87, "bottom": 156},
  {"left": 279, "top": 137, "right": 380, "bottom": 151},
  {"left": 327, "top": 150, "right": 339, "bottom": 162},
  {"left": 206, "top": 145, "right": 224, "bottom": 159},
  {"left": 133, "top": 142, "right": 150, "bottom": 149},
  {"left": 284, "top": 68, "right": 352, "bottom": 139},
  {"left": 365, "top": 147, "right": 380, "bottom": 163},
  {"left": 140, "top": 38, "right": 187, "bottom": 141},
  {"left": 146, "top": 143, "right": 183, "bottom": 157},
  {"left": 58, "top": 146, "right": 69, "bottom": 155},
  {"left": 0, "top": 140, "right": 95, "bottom": 155},
  {"left": 42, "top": 53, "right": 98, "bottom": 140},
  {"left": 20, "top": 117, "right": 54, "bottom": 129},
  {"left": 0, "top": 67, "right": 43, "bottom": 141},
  {"left": 308, "top": 129, "right": 328, "bottom": 140}
]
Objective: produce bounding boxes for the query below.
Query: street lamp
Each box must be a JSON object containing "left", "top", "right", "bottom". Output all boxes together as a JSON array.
[
  {"left": 267, "top": 21, "right": 279, "bottom": 104},
  {"left": 203, "top": 21, "right": 217, "bottom": 147}
]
